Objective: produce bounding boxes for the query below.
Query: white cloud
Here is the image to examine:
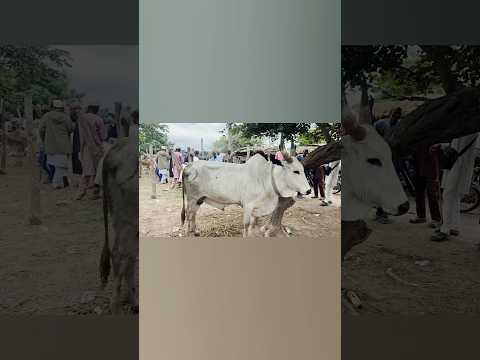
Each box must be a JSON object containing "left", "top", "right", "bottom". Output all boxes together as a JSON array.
[{"left": 163, "top": 123, "right": 226, "bottom": 150}]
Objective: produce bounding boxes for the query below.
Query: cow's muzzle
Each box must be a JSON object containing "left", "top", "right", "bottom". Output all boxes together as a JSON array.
[{"left": 395, "top": 201, "right": 410, "bottom": 216}]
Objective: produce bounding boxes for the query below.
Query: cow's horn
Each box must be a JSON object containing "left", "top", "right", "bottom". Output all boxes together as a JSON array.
[{"left": 341, "top": 105, "right": 366, "bottom": 142}]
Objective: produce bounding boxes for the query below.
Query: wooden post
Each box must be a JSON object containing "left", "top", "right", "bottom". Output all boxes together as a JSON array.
[
  {"left": 24, "top": 93, "right": 41, "bottom": 225},
  {"left": 139, "top": 156, "right": 142, "bottom": 178},
  {"left": 151, "top": 156, "right": 157, "bottom": 199},
  {"left": 0, "top": 99, "right": 6, "bottom": 174}
]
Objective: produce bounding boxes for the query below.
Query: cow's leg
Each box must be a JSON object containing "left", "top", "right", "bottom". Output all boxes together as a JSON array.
[
  {"left": 123, "top": 255, "right": 138, "bottom": 312},
  {"left": 123, "top": 227, "right": 139, "bottom": 312},
  {"left": 186, "top": 199, "right": 201, "bottom": 236},
  {"left": 262, "top": 197, "right": 295, "bottom": 237},
  {"left": 242, "top": 208, "right": 253, "bottom": 237},
  {"left": 110, "top": 244, "right": 123, "bottom": 314},
  {"left": 247, "top": 215, "right": 259, "bottom": 236}
]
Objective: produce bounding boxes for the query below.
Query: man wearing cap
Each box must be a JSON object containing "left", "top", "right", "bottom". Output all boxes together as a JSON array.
[
  {"left": 76, "top": 100, "right": 106, "bottom": 200},
  {"left": 156, "top": 146, "right": 170, "bottom": 184},
  {"left": 38, "top": 100, "right": 73, "bottom": 189}
]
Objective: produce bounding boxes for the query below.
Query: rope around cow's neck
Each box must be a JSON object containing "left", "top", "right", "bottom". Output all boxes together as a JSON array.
[{"left": 271, "top": 163, "right": 282, "bottom": 197}]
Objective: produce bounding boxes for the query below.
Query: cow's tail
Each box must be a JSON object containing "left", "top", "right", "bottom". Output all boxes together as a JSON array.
[
  {"left": 100, "top": 159, "right": 111, "bottom": 289},
  {"left": 181, "top": 175, "right": 186, "bottom": 225}
]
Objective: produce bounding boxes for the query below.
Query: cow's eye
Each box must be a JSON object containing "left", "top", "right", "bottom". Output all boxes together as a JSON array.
[
  {"left": 293, "top": 170, "right": 300, "bottom": 174},
  {"left": 367, "top": 158, "right": 382, "bottom": 167}
]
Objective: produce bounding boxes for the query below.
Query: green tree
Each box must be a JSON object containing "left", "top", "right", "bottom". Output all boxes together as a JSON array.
[
  {"left": 345, "top": 45, "right": 480, "bottom": 101},
  {"left": 212, "top": 124, "right": 262, "bottom": 153},
  {"left": 342, "top": 45, "right": 407, "bottom": 90},
  {"left": 139, "top": 123, "right": 169, "bottom": 152},
  {"left": 0, "top": 46, "right": 71, "bottom": 109},
  {"left": 298, "top": 123, "right": 341, "bottom": 145},
  {"left": 236, "top": 123, "right": 312, "bottom": 151}
]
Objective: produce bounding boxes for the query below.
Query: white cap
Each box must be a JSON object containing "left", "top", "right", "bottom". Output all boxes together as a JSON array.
[{"left": 52, "top": 100, "right": 64, "bottom": 109}]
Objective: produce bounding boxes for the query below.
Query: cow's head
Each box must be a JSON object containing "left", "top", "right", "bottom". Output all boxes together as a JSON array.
[
  {"left": 273, "top": 153, "right": 311, "bottom": 197},
  {"left": 341, "top": 101, "right": 409, "bottom": 219}
]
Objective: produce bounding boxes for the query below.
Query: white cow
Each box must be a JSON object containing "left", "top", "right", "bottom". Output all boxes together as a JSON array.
[
  {"left": 341, "top": 99, "right": 409, "bottom": 259},
  {"left": 181, "top": 153, "right": 311, "bottom": 237},
  {"left": 99, "top": 135, "right": 139, "bottom": 314}
]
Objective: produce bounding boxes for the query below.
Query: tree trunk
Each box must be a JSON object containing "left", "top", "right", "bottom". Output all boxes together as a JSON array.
[
  {"left": 279, "top": 132, "right": 285, "bottom": 151},
  {"left": 290, "top": 139, "right": 296, "bottom": 155},
  {"left": 303, "top": 141, "right": 342, "bottom": 169},
  {"left": 24, "top": 94, "right": 42, "bottom": 225},
  {"left": 358, "top": 79, "right": 372, "bottom": 124},
  {"left": 389, "top": 87, "right": 480, "bottom": 157},
  {"left": 420, "top": 46, "right": 461, "bottom": 95}
]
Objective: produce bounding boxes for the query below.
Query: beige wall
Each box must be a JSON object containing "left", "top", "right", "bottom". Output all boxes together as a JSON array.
[{"left": 140, "top": 238, "right": 340, "bottom": 360}]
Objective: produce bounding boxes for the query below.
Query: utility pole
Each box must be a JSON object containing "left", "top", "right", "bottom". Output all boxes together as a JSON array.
[{"left": 226, "top": 123, "right": 232, "bottom": 152}]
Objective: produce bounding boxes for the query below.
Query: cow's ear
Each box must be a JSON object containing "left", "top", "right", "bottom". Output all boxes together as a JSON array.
[
  {"left": 271, "top": 158, "right": 283, "bottom": 166},
  {"left": 342, "top": 103, "right": 366, "bottom": 141}
]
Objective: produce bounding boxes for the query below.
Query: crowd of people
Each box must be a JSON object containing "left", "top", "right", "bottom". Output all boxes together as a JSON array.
[
  {"left": 373, "top": 107, "right": 480, "bottom": 242},
  {"left": 147, "top": 145, "right": 341, "bottom": 206},
  {"left": 30, "top": 99, "right": 139, "bottom": 200}
]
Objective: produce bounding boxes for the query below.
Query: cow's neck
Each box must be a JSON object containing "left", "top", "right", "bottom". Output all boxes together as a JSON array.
[{"left": 270, "top": 163, "right": 282, "bottom": 197}]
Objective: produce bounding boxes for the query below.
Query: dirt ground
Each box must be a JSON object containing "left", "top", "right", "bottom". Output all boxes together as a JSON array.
[
  {"left": 139, "top": 175, "right": 341, "bottom": 238},
  {"left": 0, "top": 159, "right": 127, "bottom": 315},
  {"left": 343, "top": 204, "right": 480, "bottom": 315}
]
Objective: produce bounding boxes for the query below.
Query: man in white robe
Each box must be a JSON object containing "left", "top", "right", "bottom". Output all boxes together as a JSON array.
[{"left": 431, "top": 133, "right": 479, "bottom": 242}]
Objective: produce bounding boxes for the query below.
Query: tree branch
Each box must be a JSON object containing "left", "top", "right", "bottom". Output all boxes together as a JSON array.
[
  {"left": 389, "top": 87, "right": 480, "bottom": 157},
  {"left": 380, "top": 89, "right": 431, "bottom": 102},
  {"left": 303, "top": 141, "right": 342, "bottom": 169}
]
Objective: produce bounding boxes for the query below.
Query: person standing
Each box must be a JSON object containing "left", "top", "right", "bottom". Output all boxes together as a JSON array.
[
  {"left": 322, "top": 160, "right": 341, "bottom": 206},
  {"left": 185, "top": 146, "right": 194, "bottom": 163},
  {"left": 69, "top": 102, "right": 83, "bottom": 187},
  {"left": 76, "top": 100, "right": 106, "bottom": 200},
  {"left": 209, "top": 152, "right": 218, "bottom": 162},
  {"left": 223, "top": 150, "right": 233, "bottom": 163},
  {"left": 311, "top": 164, "right": 325, "bottom": 199},
  {"left": 156, "top": 146, "right": 170, "bottom": 184},
  {"left": 170, "top": 147, "right": 183, "bottom": 189},
  {"left": 409, "top": 143, "right": 442, "bottom": 228},
  {"left": 38, "top": 100, "right": 73, "bottom": 189},
  {"left": 193, "top": 150, "right": 200, "bottom": 161},
  {"left": 431, "top": 133, "right": 480, "bottom": 242}
]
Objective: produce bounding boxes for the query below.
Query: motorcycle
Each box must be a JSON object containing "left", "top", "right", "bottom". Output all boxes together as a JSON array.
[{"left": 460, "top": 166, "right": 480, "bottom": 213}]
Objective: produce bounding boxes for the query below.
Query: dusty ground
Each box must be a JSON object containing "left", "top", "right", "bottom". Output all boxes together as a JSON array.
[
  {"left": 0, "top": 159, "right": 133, "bottom": 315},
  {"left": 139, "top": 176, "right": 341, "bottom": 238},
  {"left": 343, "top": 203, "right": 480, "bottom": 315}
]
